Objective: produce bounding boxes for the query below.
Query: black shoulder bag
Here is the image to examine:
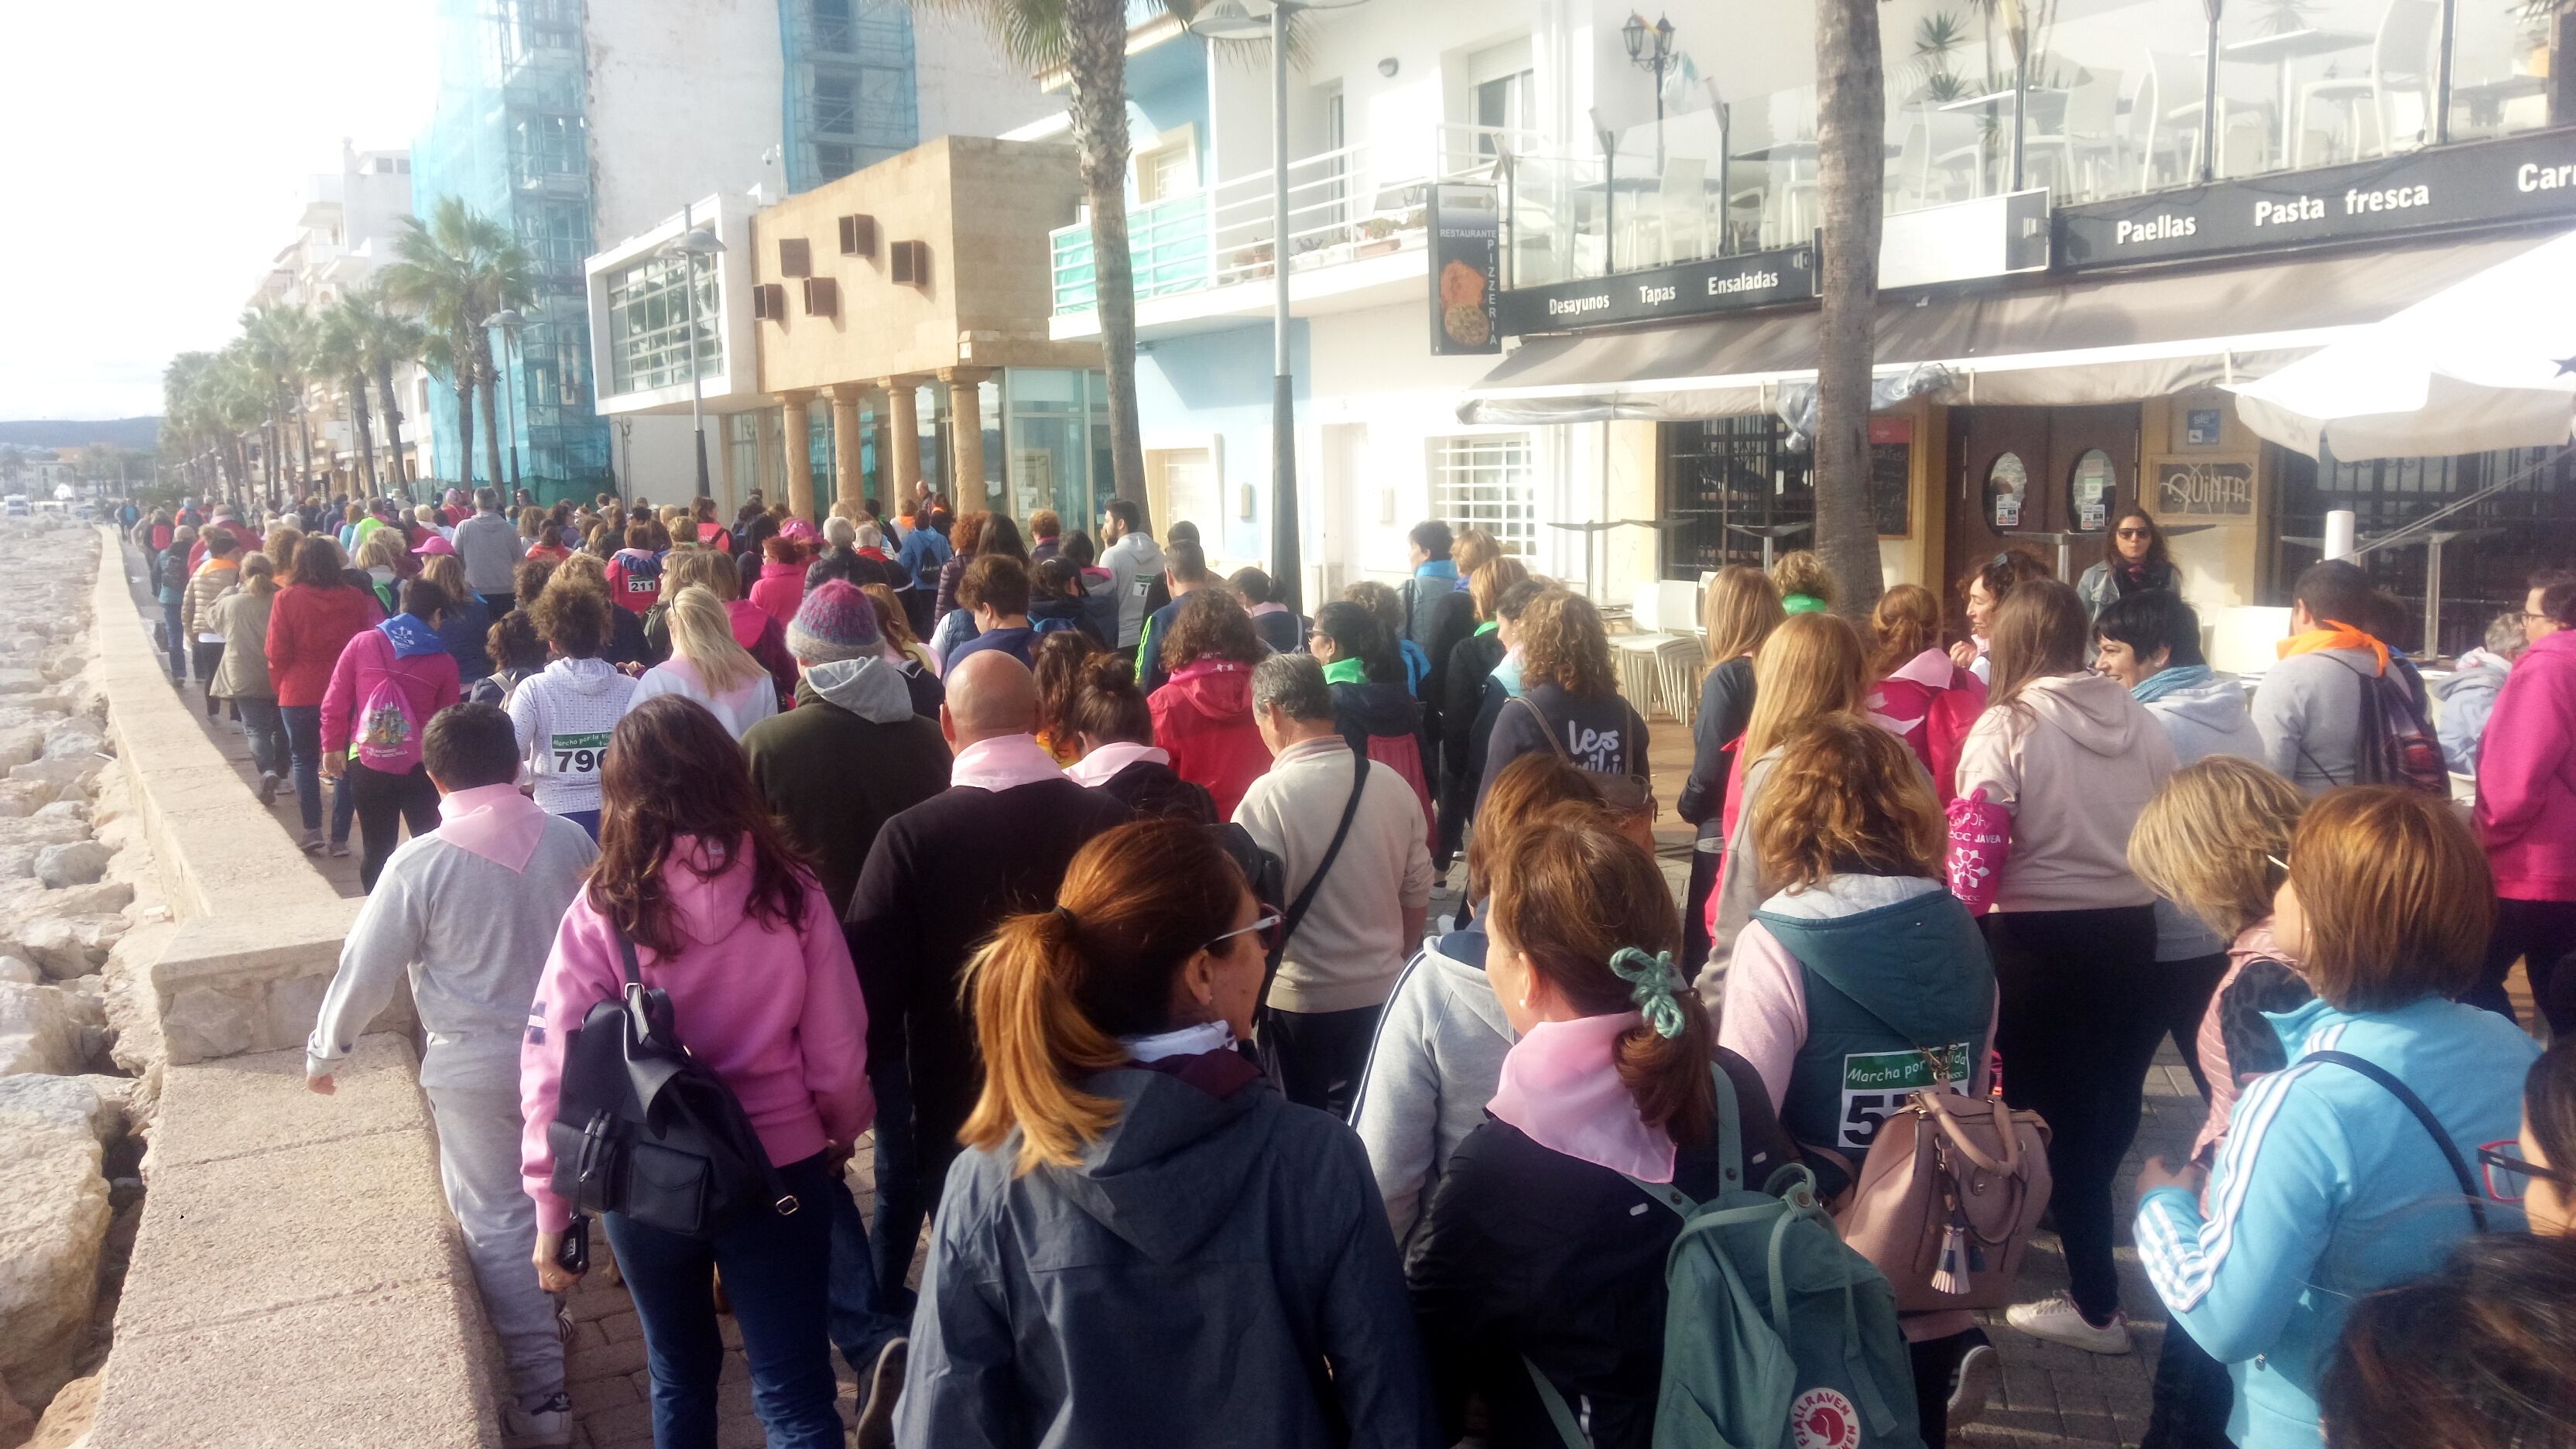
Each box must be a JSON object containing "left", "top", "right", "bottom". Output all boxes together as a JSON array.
[
  {"left": 2308, "top": 1050, "right": 2489, "bottom": 1232},
  {"left": 548, "top": 929, "right": 801, "bottom": 1240}
]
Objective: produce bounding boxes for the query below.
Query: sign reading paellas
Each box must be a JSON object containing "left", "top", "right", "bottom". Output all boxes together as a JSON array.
[
  {"left": 2060, "top": 130, "right": 2576, "bottom": 267},
  {"left": 1499, "top": 245, "right": 1817, "bottom": 336}
]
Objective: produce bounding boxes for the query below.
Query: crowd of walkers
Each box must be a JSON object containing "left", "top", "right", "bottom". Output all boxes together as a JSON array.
[{"left": 118, "top": 486, "right": 2576, "bottom": 1449}]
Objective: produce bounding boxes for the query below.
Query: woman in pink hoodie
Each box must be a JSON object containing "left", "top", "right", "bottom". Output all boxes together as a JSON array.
[
  {"left": 2472, "top": 571, "right": 2576, "bottom": 1032},
  {"left": 748, "top": 534, "right": 812, "bottom": 632},
  {"left": 1947, "top": 580, "right": 2175, "bottom": 1358},
  {"left": 520, "top": 697, "right": 875, "bottom": 1448},
  {"left": 320, "top": 577, "right": 463, "bottom": 891}
]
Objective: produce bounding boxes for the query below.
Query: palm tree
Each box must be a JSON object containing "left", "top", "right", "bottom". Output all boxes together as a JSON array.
[
  {"left": 314, "top": 301, "right": 379, "bottom": 494},
  {"left": 238, "top": 303, "right": 300, "bottom": 508},
  {"left": 386, "top": 197, "right": 533, "bottom": 493},
  {"left": 1812, "top": 0, "right": 1889, "bottom": 618},
  {"left": 354, "top": 288, "right": 427, "bottom": 495},
  {"left": 908, "top": 0, "right": 1238, "bottom": 513}
]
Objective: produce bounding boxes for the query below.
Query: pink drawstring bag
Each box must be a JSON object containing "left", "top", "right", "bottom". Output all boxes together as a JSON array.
[{"left": 1945, "top": 788, "right": 2012, "bottom": 913}]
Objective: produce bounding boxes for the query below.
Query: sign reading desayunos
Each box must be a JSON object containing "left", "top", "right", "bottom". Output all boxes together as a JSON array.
[
  {"left": 2156, "top": 460, "right": 2256, "bottom": 518},
  {"left": 1429, "top": 183, "right": 1502, "bottom": 356},
  {"left": 2059, "top": 130, "right": 2576, "bottom": 268}
]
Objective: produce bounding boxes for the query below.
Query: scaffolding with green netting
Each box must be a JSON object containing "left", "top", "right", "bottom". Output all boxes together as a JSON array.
[
  {"left": 411, "top": 0, "right": 610, "bottom": 505},
  {"left": 780, "top": 0, "right": 920, "bottom": 193}
]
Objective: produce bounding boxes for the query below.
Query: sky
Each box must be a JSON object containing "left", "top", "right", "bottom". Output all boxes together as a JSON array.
[{"left": 0, "top": 0, "right": 437, "bottom": 422}]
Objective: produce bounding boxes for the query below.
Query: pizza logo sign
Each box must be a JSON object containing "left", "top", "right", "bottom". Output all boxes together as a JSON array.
[{"left": 1790, "top": 1387, "right": 1862, "bottom": 1449}]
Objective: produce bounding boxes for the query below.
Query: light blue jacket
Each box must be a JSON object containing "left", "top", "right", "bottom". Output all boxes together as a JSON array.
[{"left": 2135, "top": 994, "right": 2535, "bottom": 1449}]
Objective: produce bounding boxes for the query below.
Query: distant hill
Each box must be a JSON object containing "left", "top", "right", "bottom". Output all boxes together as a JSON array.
[{"left": 0, "top": 418, "right": 160, "bottom": 451}]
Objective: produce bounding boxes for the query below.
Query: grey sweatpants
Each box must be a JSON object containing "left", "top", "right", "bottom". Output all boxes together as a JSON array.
[{"left": 424, "top": 1083, "right": 566, "bottom": 1411}]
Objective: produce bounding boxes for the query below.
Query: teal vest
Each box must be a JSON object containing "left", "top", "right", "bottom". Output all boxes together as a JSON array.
[{"left": 1752, "top": 888, "right": 1995, "bottom": 1163}]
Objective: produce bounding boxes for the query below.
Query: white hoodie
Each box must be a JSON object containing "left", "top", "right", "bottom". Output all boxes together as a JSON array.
[
  {"left": 506, "top": 656, "right": 639, "bottom": 816},
  {"left": 1956, "top": 670, "right": 2177, "bottom": 913}
]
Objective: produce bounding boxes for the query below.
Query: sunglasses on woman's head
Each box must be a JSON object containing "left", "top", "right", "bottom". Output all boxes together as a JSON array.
[
  {"left": 1205, "top": 912, "right": 1283, "bottom": 955},
  {"left": 2478, "top": 1140, "right": 2571, "bottom": 1203}
]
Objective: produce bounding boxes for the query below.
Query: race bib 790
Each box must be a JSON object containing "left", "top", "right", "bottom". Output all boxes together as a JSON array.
[
  {"left": 1837, "top": 1043, "right": 1972, "bottom": 1150},
  {"left": 550, "top": 731, "right": 610, "bottom": 776}
]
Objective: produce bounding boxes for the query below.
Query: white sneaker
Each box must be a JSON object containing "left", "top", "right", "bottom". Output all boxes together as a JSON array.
[
  {"left": 1948, "top": 1338, "right": 2000, "bottom": 1426},
  {"left": 2006, "top": 1293, "right": 2132, "bottom": 1353},
  {"left": 502, "top": 1392, "right": 573, "bottom": 1449}
]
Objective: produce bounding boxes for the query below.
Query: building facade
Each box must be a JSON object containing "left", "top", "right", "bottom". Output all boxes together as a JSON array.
[{"left": 411, "top": 0, "right": 1046, "bottom": 504}]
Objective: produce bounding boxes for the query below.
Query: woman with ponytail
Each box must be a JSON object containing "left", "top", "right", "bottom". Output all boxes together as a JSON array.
[
  {"left": 1406, "top": 814, "right": 1797, "bottom": 1449},
  {"left": 895, "top": 819, "right": 1437, "bottom": 1449},
  {"left": 1061, "top": 651, "right": 1214, "bottom": 822}
]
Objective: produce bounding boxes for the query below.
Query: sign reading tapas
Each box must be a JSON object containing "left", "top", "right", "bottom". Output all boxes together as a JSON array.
[{"left": 1498, "top": 244, "right": 1818, "bottom": 336}]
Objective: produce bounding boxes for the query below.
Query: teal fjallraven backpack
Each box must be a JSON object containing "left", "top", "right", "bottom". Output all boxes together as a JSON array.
[{"left": 1526, "top": 1064, "right": 1925, "bottom": 1449}]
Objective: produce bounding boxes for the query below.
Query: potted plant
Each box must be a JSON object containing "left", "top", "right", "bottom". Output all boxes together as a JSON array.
[{"left": 1355, "top": 216, "right": 1401, "bottom": 257}]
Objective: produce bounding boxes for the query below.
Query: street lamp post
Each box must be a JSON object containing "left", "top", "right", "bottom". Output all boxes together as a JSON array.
[
  {"left": 1622, "top": 12, "right": 1678, "bottom": 172},
  {"left": 663, "top": 203, "right": 728, "bottom": 501},
  {"left": 481, "top": 307, "right": 526, "bottom": 497},
  {"left": 1192, "top": 0, "right": 1370, "bottom": 615}
]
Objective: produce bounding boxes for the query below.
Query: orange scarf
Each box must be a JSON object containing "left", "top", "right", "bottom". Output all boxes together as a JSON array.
[{"left": 2277, "top": 620, "right": 2388, "bottom": 675}]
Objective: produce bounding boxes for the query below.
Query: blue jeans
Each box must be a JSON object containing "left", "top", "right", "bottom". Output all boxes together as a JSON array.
[
  {"left": 234, "top": 697, "right": 288, "bottom": 779},
  {"left": 867, "top": 1049, "right": 923, "bottom": 1317},
  {"left": 825, "top": 1170, "right": 906, "bottom": 1374},
  {"left": 604, "top": 1153, "right": 846, "bottom": 1449},
  {"left": 279, "top": 704, "right": 324, "bottom": 831},
  {"left": 159, "top": 601, "right": 185, "bottom": 681}
]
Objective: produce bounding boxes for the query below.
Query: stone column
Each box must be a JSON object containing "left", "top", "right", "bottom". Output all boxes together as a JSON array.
[
  {"left": 779, "top": 390, "right": 817, "bottom": 523},
  {"left": 942, "top": 368, "right": 995, "bottom": 514},
  {"left": 824, "top": 384, "right": 866, "bottom": 517},
  {"left": 886, "top": 378, "right": 924, "bottom": 508}
]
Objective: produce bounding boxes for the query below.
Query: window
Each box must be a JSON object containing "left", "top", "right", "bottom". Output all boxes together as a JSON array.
[
  {"left": 603, "top": 252, "right": 721, "bottom": 396},
  {"left": 838, "top": 214, "right": 876, "bottom": 256},
  {"left": 511, "top": 112, "right": 581, "bottom": 186},
  {"left": 803, "top": 277, "right": 839, "bottom": 316},
  {"left": 1431, "top": 434, "right": 1537, "bottom": 557},
  {"left": 1660, "top": 417, "right": 1814, "bottom": 577},
  {"left": 1136, "top": 126, "right": 1197, "bottom": 203},
  {"left": 779, "top": 238, "right": 813, "bottom": 277},
  {"left": 814, "top": 142, "right": 858, "bottom": 182},
  {"left": 814, "top": 75, "right": 858, "bottom": 136},
  {"left": 1147, "top": 448, "right": 1218, "bottom": 537},
  {"left": 1467, "top": 37, "right": 1535, "bottom": 161},
  {"left": 890, "top": 239, "right": 930, "bottom": 286},
  {"left": 811, "top": 0, "right": 854, "bottom": 53}
]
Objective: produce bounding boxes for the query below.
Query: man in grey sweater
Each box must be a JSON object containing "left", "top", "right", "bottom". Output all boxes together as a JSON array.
[
  {"left": 306, "top": 703, "right": 596, "bottom": 1449},
  {"left": 1235, "top": 653, "right": 1433, "bottom": 1118},
  {"left": 2252, "top": 560, "right": 2385, "bottom": 793},
  {"left": 453, "top": 486, "right": 526, "bottom": 615}
]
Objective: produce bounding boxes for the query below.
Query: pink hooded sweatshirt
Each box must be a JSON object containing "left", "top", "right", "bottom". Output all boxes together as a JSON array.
[
  {"left": 2476, "top": 629, "right": 2576, "bottom": 901},
  {"left": 519, "top": 836, "right": 870, "bottom": 1232}
]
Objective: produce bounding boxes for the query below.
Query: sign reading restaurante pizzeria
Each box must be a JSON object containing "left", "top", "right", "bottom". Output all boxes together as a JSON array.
[{"left": 1428, "top": 183, "right": 1502, "bottom": 356}]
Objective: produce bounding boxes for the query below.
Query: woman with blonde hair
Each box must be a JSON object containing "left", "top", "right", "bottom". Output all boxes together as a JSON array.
[
  {"left": 354, "top": 525, "right": 409, "bottom": 614},
  {"left": 894, "top": 820, "right": 1434, "bottom": 1446},
  {"left": 1950, "top": 579, "right": 2175, "bottom": 1355},
  {"left": 1721, "top": 712, "right": 1999, "bottom": 1444},
  {"left": 2135, "top": 788, "right": 2535, "bottom": 1449},
  {"left": 625, "top": 585, "right": 778, "bottom": 739},
  {"left": 1771, "top": 549, "right": 1835, "bottom": 614},
  {"left": 1678, "top": 565, "right": 1785, "bottom": 968},
  {"left": 1702, "top": 611, "right": 1872, "bottom": 992},
  {"left": 1867, "top": 582, "right": 1985, "bottom": 803},
  {"left": 1407, "top": 813, "right": 1800, "bottom": 1449},
  {"left": 2126, "top": 755, "right": 2308, "bottom": 1449}
]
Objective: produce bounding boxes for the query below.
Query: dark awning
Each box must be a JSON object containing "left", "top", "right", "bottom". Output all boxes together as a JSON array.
[{"left": 1459, "top": 228, "right": 2565, "bottom": 425}]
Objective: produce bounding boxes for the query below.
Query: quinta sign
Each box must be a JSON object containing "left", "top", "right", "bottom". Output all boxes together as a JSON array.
[
  {"left": 2156, "top": 461, "right": 2256, "bottom": 518},
  {"left": 2059, "top": 130, "right": 2576, "bottom": 269}
]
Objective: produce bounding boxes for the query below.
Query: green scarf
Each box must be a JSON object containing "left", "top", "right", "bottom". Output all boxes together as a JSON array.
[{"left": 1321, "top": 656, "right": 1368, "bottom": 685}]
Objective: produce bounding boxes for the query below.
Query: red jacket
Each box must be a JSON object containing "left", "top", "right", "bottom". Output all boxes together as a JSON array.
[
  {"left": 604, "top": 549, "right": 664, "bottom": 615},
  {"left": 264, "top": 584, "right": 384, "bottom": 707},
  {"left": 2477, "top": 629, "right": 2576, "bottom": 900},
  {"left": 1150, "top": 659, "right": 1271, "bottom": 820},
  {"left": 748, "top": 561, "right": 807, "bottom": 632},
  {"left": 1864, "top": 647, "right": 1986, "bottom": 806},
  {"left": 319, "top": 622, "right": 463, "bottom": 765},
  {"left": 697, "top": 522, "right": 733, "bottom": 554}
]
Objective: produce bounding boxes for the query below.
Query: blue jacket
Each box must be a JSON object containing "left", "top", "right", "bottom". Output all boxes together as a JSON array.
[
  {"left": 897, "top": 522, "right": 951, "bottom": 592},
  {"left": 2135, "top": 994, "right": 2535, "bottom": 1449}
]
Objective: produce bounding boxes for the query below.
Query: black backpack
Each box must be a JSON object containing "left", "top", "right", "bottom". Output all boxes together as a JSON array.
[
  {"left": 2321, "top": 655, "right": 2447, "bottom": 795},
  {"left": 547, "top": 929, "right": 800, "bottom": 1239}
]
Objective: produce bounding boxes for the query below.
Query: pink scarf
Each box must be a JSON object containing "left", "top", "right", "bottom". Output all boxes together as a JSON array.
[
  {"left": 951, "top": 733, "right": 1068, "bottom": 793},
  {"left": 435, "top": 783, "right": 550, "bottom": 873},
  {"left": 1486, "top": 1011, "right": 1677, "bottom": 1183},
  {"left": 1064, "top": 739, "right": 1170, "bottom": 787}
]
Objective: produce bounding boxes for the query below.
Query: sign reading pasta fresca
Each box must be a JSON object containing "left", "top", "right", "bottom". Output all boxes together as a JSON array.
[{"left": 1428, "top": 183, "right": 1502, "bottom": 356}]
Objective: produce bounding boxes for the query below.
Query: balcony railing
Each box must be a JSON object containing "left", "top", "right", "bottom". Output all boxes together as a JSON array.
[{"left": 1050, "top": 124, "right": 1540, "bottom": 317}]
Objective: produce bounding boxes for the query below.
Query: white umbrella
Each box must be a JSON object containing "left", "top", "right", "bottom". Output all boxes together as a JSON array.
[{"left": 2228, "top": 228, "right": 2576, "bottom": 461}]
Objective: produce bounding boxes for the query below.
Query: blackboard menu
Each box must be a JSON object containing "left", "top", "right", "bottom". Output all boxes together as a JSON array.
[{"left": 1869, "top": 418, "right": 1912, "bottom": 537}]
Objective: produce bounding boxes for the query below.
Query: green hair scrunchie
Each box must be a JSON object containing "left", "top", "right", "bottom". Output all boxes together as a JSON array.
[{"left": 1609, "top": 947, "right": 1687, "bottom": 1040}]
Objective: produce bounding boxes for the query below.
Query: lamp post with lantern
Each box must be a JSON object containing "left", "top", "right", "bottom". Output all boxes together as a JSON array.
[{"left": 1623, "top": 12, "right": 1678, "bottom": 171}]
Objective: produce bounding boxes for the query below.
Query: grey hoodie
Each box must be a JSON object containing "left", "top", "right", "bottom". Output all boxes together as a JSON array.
[
  {"left": 1101, "top": 531, "right": 1166, "bottom": 649},
  {"left": 2252, "top": 646, "right": 2380, "bottom": 794},
  {"left": 1957, "top": 670, "right": 2177, "bottom": 913},
  {"left": 899, "top": 1065, "right": 1438, "bottom": 1449},
  {"left": 803, "top": 655, "right": 913, "bottom": 723},
  {"left": 1351, "top": 928, "right": 1512, "bottom": 1251}
]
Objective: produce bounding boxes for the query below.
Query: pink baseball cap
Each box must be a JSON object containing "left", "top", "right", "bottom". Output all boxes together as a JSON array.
[{"left": 416, "top": 535, "right": 457, "bottom": 556}]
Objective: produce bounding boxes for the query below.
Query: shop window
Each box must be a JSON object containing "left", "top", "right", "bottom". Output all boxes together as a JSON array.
[
  {"left": 2069, "top": 448, "right": 2116, "bottom": 533},
  {"left": 1430, "top": 435, "right": 1537, "bottom": 557},
  {"left": 1660, "top": 416, "right": 1816, "bottom": 578},
  {"left": 1147, "top": 447, "right": 1219, "bottom": 536},
  {"left": 1988, "top": 452, "right": 2030, "bottom": 530}
]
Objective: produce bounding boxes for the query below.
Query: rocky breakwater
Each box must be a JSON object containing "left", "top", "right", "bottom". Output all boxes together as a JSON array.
[{"left": 0, "top": 516, "right": 158, "bottom": 1449}]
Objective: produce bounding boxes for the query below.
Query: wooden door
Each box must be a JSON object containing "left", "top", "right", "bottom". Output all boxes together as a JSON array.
[{"left": 1942, "top": 403, "right": 2140, "bottom": 594}]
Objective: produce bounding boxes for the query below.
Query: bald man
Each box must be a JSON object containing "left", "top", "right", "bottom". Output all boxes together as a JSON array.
[{"left": 844, "top": 648, "right": 1131, "bottom": 1318}]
